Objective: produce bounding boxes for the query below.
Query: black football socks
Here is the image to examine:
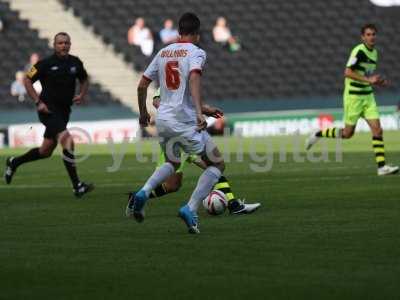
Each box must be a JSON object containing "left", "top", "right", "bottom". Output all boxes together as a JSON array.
[
  {"left": 12, "top": 147, "right": 44, "bottom": 169},
  {"left": 62, "top": 149, "right": 80, "bottom": 188},
  {"left": 149, "top": 183, "right": 168, "bottom": 198},
  {"left": 214, "top": 176, "right": 240, "bottom": 210},
  {"left": 316, "top": 128, "right": 340, "bottom": 138},
  {"left": 372, "top": 136, "right": 385, "bottom": 168}
]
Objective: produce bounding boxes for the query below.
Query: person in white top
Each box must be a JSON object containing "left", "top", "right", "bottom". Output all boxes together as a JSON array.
[
  {"left": 212, "top": 17, "right": 241, "bottom": 52},
  {"left": 213, "top": 17, "right": 232, "bottom": 43},
  {"left": 127, "top": 13, "right": 225, "bottom": 234},
  {"left": 125, "top": 88, "right": 261, "bottom": 217},
  {"left": 127, "top": 17, "right": 154, "bottom": 57}
]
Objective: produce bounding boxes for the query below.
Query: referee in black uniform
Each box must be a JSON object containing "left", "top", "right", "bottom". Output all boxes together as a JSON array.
[{"left": 4, "top": 32, "right": 94, "bottom": 197}]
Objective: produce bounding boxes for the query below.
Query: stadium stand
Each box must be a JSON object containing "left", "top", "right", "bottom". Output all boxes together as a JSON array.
[
  {"left": 59, "top": 0, "right": 400, "bottom": 106},
  {"left": 0, "top": 1, "right": 124, "bottom": 111}
]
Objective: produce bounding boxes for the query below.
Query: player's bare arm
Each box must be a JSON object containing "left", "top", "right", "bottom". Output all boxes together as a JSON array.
[
  {"left": 189, "top": 72, "right": 207, "bottom": 131},
  {"left": 73, "top": 77, "right": 89, "bottom": 105},
  {"left": 137, "top": 77, "right": 151, "bottom": 127},
  {"left": 344, "top": 67, "right": 381, "bottom": 84},
  {"left": 23, "top": 75, "right": 51, "bottom": 114},
  {"left": 375, "top": 77, "right": 391, "bottom": 87}
]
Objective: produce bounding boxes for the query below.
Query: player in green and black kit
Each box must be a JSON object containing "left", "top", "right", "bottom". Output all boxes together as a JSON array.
[
  {"left": 306, "top": 24, "right": 399, "bottom": 176},
  {"left": 126, "top": 88, "right": 261, "bottom": 215}
]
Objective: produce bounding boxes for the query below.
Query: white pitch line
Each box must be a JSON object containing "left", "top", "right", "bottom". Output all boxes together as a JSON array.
[
  {"left": 8, "top": 164, "right": 372, "bottom": 180},
  {"left": 0, "top": 183, "right": 132, "bottom": 189},
  {"left": 0, "top": 174, "right": 392, "bottom": 190}
]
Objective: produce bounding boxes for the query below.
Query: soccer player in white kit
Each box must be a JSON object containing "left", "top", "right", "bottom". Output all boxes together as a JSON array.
[{"left": 129, "top": 13, "right": 225, "bottom": 234}]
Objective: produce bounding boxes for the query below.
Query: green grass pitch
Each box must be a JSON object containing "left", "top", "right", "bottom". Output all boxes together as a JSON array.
[{"left": 1, "top": 132, "right": 399, "bottom": 299}]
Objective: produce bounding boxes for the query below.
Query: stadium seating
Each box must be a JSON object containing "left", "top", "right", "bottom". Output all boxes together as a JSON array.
[
  {"left": 0, "top": 1, "right": 123, "bottom": 111},
  {"left": 59, "top": 0, "right": 400, "bottom": 105}
]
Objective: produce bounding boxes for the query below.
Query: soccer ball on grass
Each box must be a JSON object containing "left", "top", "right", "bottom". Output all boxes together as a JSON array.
[{"left": 202, "top": 190, "right": 228, "bottom": 215}]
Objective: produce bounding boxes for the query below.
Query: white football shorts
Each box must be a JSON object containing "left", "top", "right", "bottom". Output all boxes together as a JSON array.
[{"left": 156, "top": 119, "right": 215, "bottom": 162}]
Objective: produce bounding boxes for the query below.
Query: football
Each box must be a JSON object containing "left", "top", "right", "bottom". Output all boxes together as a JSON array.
[{"left": 202, "top": 190, "right": 228, "bottom": 215}]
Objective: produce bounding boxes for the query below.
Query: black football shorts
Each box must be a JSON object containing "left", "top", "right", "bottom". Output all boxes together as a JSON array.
[{"left": 38, "top": 110, "right": 70, "bottom": 139}]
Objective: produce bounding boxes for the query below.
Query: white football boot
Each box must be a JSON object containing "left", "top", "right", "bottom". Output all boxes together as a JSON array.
[
  {"left": 377, "top": 165, "right": 399, "bottom": 176},
  {"left": 229, "top": 199, "right": 261, "bottom": 215},
  {"left": 305, "top": 131, "right": 321, "bottom": 150}
]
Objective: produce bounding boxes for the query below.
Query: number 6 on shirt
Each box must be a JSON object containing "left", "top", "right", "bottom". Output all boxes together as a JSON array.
[{"left": 165, "top": 61, "right": 180, "bottom": 90}]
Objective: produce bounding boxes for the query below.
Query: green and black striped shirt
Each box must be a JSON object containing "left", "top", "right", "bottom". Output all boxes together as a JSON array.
[{"left": 344, "top": 43, "right": 377, "bottom": 96}]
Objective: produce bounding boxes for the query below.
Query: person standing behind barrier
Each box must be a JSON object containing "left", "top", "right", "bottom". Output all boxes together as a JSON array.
[
  {"left": 127, "top": 17, "right": 154, "bottom": 57},
  {"left": 159, "top": 18, "right": 179, "bottom": 45},
  {"left": 212, "top": 17, "right": 241, "bottom": 52}
]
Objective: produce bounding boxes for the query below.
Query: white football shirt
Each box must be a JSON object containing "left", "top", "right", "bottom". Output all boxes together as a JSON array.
[{"left": 143, "top": 42, "right": 206, "bottom": 124}]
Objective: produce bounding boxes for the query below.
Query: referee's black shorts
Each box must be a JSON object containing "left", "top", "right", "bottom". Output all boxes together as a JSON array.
[{"left": 38, "top": 109, "right": 70, "bottom": 139}]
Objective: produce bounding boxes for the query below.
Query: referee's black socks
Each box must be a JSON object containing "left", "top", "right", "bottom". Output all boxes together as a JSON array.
[
  {"left": 12, "top": 147, "right": 44, "bottom": 168},
  {"left": 62, "top": 149, "right": 80, "bottom": 188}
]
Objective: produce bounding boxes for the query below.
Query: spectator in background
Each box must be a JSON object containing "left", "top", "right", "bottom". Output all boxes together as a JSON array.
[
  {"left": 397, "top": 101, "right": 400, "bottom": 128},
  {"left": 11, "top": 71, "right": 27, "bottom": 102},
  {"left": 212, "top": 17, "right": 241, "bottom": 52},
  {"left": 159, "top": 19, "right": 179, "bottom": 45},
  {"left": 127, "top": 17, "right": 154, "bottom": 57},
  {"left": 24, "top": 53, "right": 42, "bottom": 94},
  {"left": 24, "top": 52, "right": 40, "bottom": 72}
]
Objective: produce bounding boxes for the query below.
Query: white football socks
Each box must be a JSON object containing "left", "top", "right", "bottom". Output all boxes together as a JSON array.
[
  {"left": 142, "top": 162, "right": 175, "bottom": 197},
  {"left": 188, "top": 166, "right": 222, "bottom": 212}
]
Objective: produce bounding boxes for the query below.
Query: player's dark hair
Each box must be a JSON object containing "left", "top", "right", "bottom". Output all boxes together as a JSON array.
[
  {"left": 54, "top": 32, "right": 70, "bottom": 42},
  {"left": 178, "top": 12, "right": 200, "bottom": 35},
  {"left": 361, "top": 24, "right": 377, "bottom": 35}
]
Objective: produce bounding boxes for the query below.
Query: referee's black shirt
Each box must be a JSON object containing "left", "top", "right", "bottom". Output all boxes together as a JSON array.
[{"left": 26, "top": 53, "right": 88, "bottom": 111}]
